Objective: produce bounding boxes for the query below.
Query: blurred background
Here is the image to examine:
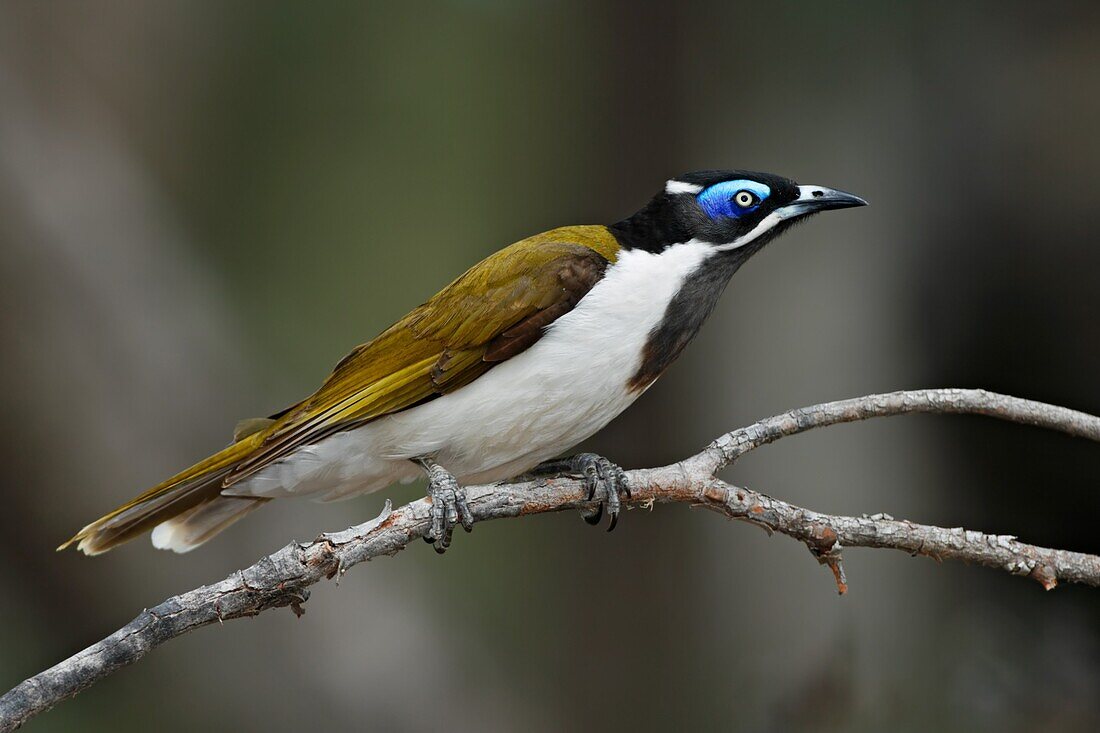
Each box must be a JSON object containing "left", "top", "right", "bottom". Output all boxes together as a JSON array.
[{"left": 1, "top": 1, "right": 1099, "bottom": 730}]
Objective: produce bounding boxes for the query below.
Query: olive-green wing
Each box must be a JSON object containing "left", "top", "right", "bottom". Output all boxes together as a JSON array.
[{"left": 224, "top": 231, "right": 618, "bottom": 486}]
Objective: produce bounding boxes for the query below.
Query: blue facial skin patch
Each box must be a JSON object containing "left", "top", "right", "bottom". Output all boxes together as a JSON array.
[{"left": 697, "top": 179, "right": 772, "bottom": 220}]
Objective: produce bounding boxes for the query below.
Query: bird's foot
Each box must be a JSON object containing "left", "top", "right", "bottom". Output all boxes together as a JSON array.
[
  {"left": 414, "top": 457, "right": 473, "bottom": 554},
  {"left": 530, "top": 453, "right": 631, "bottom": 531}
]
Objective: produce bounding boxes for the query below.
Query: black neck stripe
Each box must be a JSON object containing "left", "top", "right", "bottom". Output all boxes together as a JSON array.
[{"left": 627, "top": 241, "right": 765, "bottom": 391}]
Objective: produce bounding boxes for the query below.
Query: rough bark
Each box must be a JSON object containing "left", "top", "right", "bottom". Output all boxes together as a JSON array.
[{"left": 3, "top": 388, "right": 1099, "bottom": 731}]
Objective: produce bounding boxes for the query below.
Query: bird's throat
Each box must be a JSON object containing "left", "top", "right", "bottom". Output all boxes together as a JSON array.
[{"left": 628, "top": 244, "right": 759, "bottom": 391}]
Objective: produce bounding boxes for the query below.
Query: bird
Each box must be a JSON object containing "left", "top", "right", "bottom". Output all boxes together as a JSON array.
[{"left": 60, "top": 170, "right": 866, "bottom": 556}]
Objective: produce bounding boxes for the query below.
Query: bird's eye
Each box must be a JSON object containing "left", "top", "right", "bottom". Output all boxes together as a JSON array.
[
  {"left": 733, "top": 190, "right": 757, "bottom": 208},
  {"left": 698, "top": 179, "right": 771, "bottom": 220}
]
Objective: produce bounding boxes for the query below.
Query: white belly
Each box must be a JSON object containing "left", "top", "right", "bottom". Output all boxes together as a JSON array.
[{"left": 226, "top": 241, "right": 711, "bottom": 502}]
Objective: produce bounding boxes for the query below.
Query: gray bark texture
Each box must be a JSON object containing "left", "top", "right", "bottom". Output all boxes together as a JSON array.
[{"left": 3, "top": 388, "right": 1100, "bottom": 731}]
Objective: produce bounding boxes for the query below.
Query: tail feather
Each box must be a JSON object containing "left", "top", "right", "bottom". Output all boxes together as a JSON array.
[
  {"left": 59, "top": 432, "right": 267, "bottom": 555},
  {"left": 151, "top": 496, "right": 268, "bottom": 553}
]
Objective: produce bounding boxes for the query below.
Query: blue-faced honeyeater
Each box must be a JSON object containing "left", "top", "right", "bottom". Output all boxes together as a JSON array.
[{"left": 61, "top": 170, "right": 866, "bottom": 555}]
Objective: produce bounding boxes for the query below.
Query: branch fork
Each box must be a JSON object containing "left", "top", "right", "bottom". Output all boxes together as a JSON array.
[{"left": 3, "top": 388, "right": 1100, "bottom": 730}]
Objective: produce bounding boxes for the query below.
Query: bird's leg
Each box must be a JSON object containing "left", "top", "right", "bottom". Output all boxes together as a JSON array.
[
  {"left": 527, "top": 453, "right": 631, "bottom": 531},
  {"left": 412, "top": 456, "right": 473, "bottom": 554}
]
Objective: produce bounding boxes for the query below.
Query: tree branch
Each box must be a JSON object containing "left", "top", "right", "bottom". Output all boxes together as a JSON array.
[{"left": 3, "top": 388, "right": 1100, "bottom": 730}]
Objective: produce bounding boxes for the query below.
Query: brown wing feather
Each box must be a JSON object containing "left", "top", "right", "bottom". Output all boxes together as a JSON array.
[{"left": 484, "top": 253, "right": 606, "bottom": 361}]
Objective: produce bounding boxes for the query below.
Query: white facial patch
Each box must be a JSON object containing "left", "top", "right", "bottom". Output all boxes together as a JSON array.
[
  {"left": 712, "top": 211, "right": 784, "bottom": 252},
  {"left": 665, "top": 179, "right": 704, "bottom": 195}
]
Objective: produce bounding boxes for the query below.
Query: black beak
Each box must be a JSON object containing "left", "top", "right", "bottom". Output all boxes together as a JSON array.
[{"left": 777, "top": 185, "right": 868, "bottom": 219}]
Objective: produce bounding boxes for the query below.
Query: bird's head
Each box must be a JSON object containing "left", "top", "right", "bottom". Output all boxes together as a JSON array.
[{"left": 610, "top": 169, "right": 867, "bottom": 254}]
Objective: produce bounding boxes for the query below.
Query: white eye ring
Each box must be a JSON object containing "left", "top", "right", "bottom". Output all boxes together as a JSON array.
[{"left": 734, "top": 190, "right": 757, "bottom": 208}]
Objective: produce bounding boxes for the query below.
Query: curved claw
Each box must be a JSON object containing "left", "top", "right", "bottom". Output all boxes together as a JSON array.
[
  {"left": 416, "top": 458, "right": 474, "bottom": 554},
  {"left": 539, "top": 453, "right": 630, "bottom": 531},
  {"left": 581, "top": 503, "right": 603, "bottom": 526}
]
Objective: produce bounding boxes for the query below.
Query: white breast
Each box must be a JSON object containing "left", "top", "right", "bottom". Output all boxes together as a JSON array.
[{"left": 227, "top": 241, "right": 713, "bottom": 502}]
